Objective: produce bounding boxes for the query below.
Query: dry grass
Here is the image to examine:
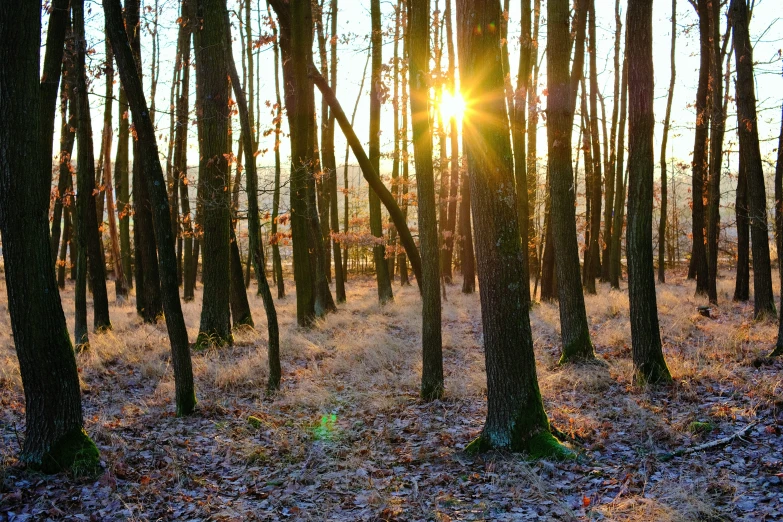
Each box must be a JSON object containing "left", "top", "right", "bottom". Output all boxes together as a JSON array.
[{"left": 1, "top": 267, "right": 781, "bottom": 520}]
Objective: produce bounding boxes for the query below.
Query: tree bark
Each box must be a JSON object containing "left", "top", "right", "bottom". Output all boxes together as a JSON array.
[
  {"left": 458, "top": 0, "right": 564, "bottom": 457},
  {"left": 658, "top": 0, "right": 676, "bottom": 284},
  {"left": 193, "top": 0, "right": 233, "bottom": 345},
  {"left": 626, "top": 0, "right": 672, "bottom": 384},
  {"left": 73, "top": 0, "right": 111, "bottom": 341},
  {"left": 407, "top": 0, "right": 443, "bottom": 400},
  {"left": 584, "top": 0, "right": 602, "bottom": 293},
  {"left": 105, "top": 0, "right": 197, "bottom": 416},
  {"left": 547, "top": 0, "right": 594, "bottom": 362},
  {"left": 734, "top": 153, "right": 749, "bottom": 301},
  {"left": 609, "top": 33, "right": 629, "bottom": 289},
  {"left": 0, "top": 0, "right": 100, "bottom": 473}
]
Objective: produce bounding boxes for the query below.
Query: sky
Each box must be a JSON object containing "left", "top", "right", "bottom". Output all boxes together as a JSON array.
[{"left": 61, "top": 0, "right": 783, "bottom": 198}]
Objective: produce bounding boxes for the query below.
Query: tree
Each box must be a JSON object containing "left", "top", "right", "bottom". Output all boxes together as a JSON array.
[
  {"left": 609, "top": 37, "right": 629, "bottom": 290},
  {"left": 407, "top": 0, "right": 443, "bottom": 400},
  {"left": 267, "top": 0, "right": 285, "bottom": 299},
  {"left": 625, "top": 0, "right": 672, "bottom": 384},
  {"left": 689, "top": 0, "right": 710, "bottom": 295},
  {"left": 443, "top": 0, "right": 459, "bottom": 287},
  {"left": 127, "top": 0, "right": 162, "bottom": 323},
  {"left": 73, "top": 0, "right": 111, "bottom": 344},
  {"left": 546, "top": 0, "right": 594, "bottom": 363},
  {"left": 602, "top": 0, "right": 622, "bottom": 282},
  {"left": 193, "top": 0, "right": 233, "bottom": 346},
  {"left": 0, "top": 0, "right": 100, "bottom": 474},
  {"left": 773, "top": 105, "right": 783, "bottom": 356},
  {"left": 731, "top": 0, "right": 775, "bottom": 319},
  {"left": 105, "top": 0, "right": 197, "bottom": 416},
  {"left": 584, "top": 0, "right": 602, "bottom": 294},
  {"left": 706, "top": 0, "right": 728, "bottom": 304},
  {"left": 658, "top": 0, "right": 676, "bottom": 284},
  {"left": 222, "top": 5, "right": 281, "bottom": 389},
  {"left": 457, "top": 0, "right": 566, "bottom": 457},
  {"left": 367, "top": 0, "right": 394, "bottom": 303},
  {"left": 734, "top": 153, "right": 750, "bottom": 301}
]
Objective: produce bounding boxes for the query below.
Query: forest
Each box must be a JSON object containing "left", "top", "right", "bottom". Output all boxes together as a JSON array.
[{"left": 1, "top": 0, "right": 782, "bottom": 519}]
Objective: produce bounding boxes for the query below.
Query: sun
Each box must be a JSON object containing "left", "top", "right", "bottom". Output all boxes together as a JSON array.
[{"left": 439, "top": 90, "right": 466, "bottom": 122}]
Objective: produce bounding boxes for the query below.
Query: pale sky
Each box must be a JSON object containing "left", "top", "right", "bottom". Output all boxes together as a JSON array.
[{"left": 63, "top": 0, "right": 783, "bottom": 199}]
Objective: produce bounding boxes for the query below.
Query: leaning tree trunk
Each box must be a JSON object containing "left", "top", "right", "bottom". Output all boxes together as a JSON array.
[
  {"left": 222, "top": 5, "right": 281, "bottom": 387},
  {"left": 732, "top": 0, "right": 776, "bottom": 319},
  {"left": 105, "top": 0, "right": 197, "bottom": 416},
  {"left": 407, "top": 0, "right": 443, "bottom": 401},
  {"left": 457, "top": 0, "right": 565, "bottom": 458},
  {"left": 658, "top": 0, "right": 676, "bottom": 284},
  {"left": 626, "top": 0, "right": 672, "bottom": 384},
  {"left": 0, "top": 0, "right": 100, "bottom": 474},
  {"left": 194, "top": 0, "right": 233, "bottom": 346},
  {"left": 546, "top": 0, "right": 594, "bottom": 363}
]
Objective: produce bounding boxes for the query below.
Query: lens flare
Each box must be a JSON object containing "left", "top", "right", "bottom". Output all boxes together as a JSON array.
[{"left": 439, "top": 90, "right": 466, "bottom": 122}]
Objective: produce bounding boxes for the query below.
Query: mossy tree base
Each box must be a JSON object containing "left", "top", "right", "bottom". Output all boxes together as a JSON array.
[
  {"left": 558, "top": 329, "right": 595, "bottom": 365},
  {"left": 37, "top": 428, "right": 101, "bottom": 476},
  {"left": 465, "top": 429, "right": 575, "bottom": 460}
]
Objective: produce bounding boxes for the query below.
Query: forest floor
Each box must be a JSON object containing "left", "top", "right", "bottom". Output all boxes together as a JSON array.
[{"left": 1, "top": 267, "right": 783, "bottom": 521}]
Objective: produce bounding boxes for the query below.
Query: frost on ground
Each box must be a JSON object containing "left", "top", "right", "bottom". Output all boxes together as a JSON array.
[{"left": 1, "top": 269, "right": 782, "bottom": 521}]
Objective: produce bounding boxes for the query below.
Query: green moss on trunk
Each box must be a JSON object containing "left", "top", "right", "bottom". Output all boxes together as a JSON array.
[{"left": 39, "top": 428, "right": 100, "bottom": 476}]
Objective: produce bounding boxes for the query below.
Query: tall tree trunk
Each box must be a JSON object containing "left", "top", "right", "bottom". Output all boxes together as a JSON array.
[
  {"left": 315, "top": 1, "right": 333, "bottom": 285},
  {"left": 547, "top": 0, "right": 594, "bottom": 362},
  {"left": 223, "top": 5, "right": 281, "bottom": 387},
  {"left": 175, "top": 1, "right": 195, "bottom": 301},
  {"left": 268, "top": 0, "right": 285, "bottom": 299},
  {"left": 52, "top": 81, "right": 76, "bottom": 263},
  {"left": 658, "top": 0, "right": 676, "bottom": 284},
  {"left": 626, "top": 0, "right": 672, "bottom": 384},
  {"left": 115, "top": 43, "right": 133, "bottom": 292},
  {"left": 40, "top": 0, "right": 71, "bottom": 208},
  {"left": 194, "top": 0, "right": 233, "bottom": 346},
  {"left": 731, "top": 0, "right": 775, "bottom": 319},
  {"left": 369, "top": 0, "right": 394, "bottom": 303},
  {"left": 602, "top": 0, "right": 621, "bottom": 281},
  {"left": 407, "top": 0, "right": 443, "bottom": 400},
  {"left": 399, "top": 23, "right": 411, "bottom": 287},
  {"left": 584, "top": 0, "right": 602, "bottom": 293},
  {"left": 706, "top": 0, "right": 727, "bottom": 304},
  {"left": 528, "top": 0, "right": 542, "bottom": 289},
  {"left": 0, "top": 0, "right": 100, "bottom": 473},
  {"left": 690, "top": 0, "right": 710, "bottom": 294},
  {"left": 512, "top": 0, "right": 532, "bottom": 303},
  {"left": 73, "top": 0, "right": 111, "bottom": 341},
  {"left": 105, "top": 0, "right": 197, "bottom": 416},
  {"left": 457, "top": 0, "right": 564, "bottom": 458},
  {"left": 609, "top": 35, "right": 629, "bottom": 289},
  {"left": 327, "top": 0, "right": 345, "bottom": 302},
  {"left": 734, "top": 153, "right": 750, "bottom": 301}
]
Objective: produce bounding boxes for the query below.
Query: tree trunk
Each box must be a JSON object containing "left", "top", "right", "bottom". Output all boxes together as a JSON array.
[
  {"left": 223, "top": 4, "right": 281, "bottom": 387},
  {"left": 585, "top": 0, "right": 602, "bottom": 293},
  {"left": 399, "top": 25, "right": 411, "bottom": 287},
  {"left": 734, "top": 153, "right": 750, "bottom": 301},
  {"left": 689, "top": 0, "right": 710, "bottom": 295},
  {"left": 115, "top": 50, "right": 133, "bottom": 292},
  {"left": 706, "top": 0, "right": 726, "bottom": 304},
  {"left": 602, "top": 0, "right": 621, "bottom": 282},
  {"left": 52, "top": 82, "right": 76, "bottom": 263},
  {"left": 732, "top": 0, "right": 775, "bottom": 319},
  {"left": 547, "top": 0, "right": 594, "bottom": 362},
  {"left": 658, "top": 0, "right": 676, "bottom": 284},
  {"left": 626, "top": 0, "right": 672, "bottom": 384},
  {"left": 194, "top": 0, "right": 233, "bottom": 346},
  {"left": 369, "top": 0, "right": 394, "bottom": 303},
  {"left": 0, "top": 0, "right": 100, "bottom": 473},
  {"left": 527, "top": 0, "right": 542, "bottom": 281},
  {"left": 407, "top": 0, "right": 443, "bottom": 400},
  {"left": 511, "top": 0, "right": 532, "bottom": 303},
  {"left": 267, "top": 0, "right": 285, "bottom": 299},
  {"left": 457, "top": 0, "right": 565, "bottom": 458},
  {"left": 105, "top": 0, "right": 197, "bottom": 416},
  {"left": 609, "top": 34, "right": 629, "bottom": 289},
  {"left": 73, "top": 0, "right": 111, "bottom": 341}
]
